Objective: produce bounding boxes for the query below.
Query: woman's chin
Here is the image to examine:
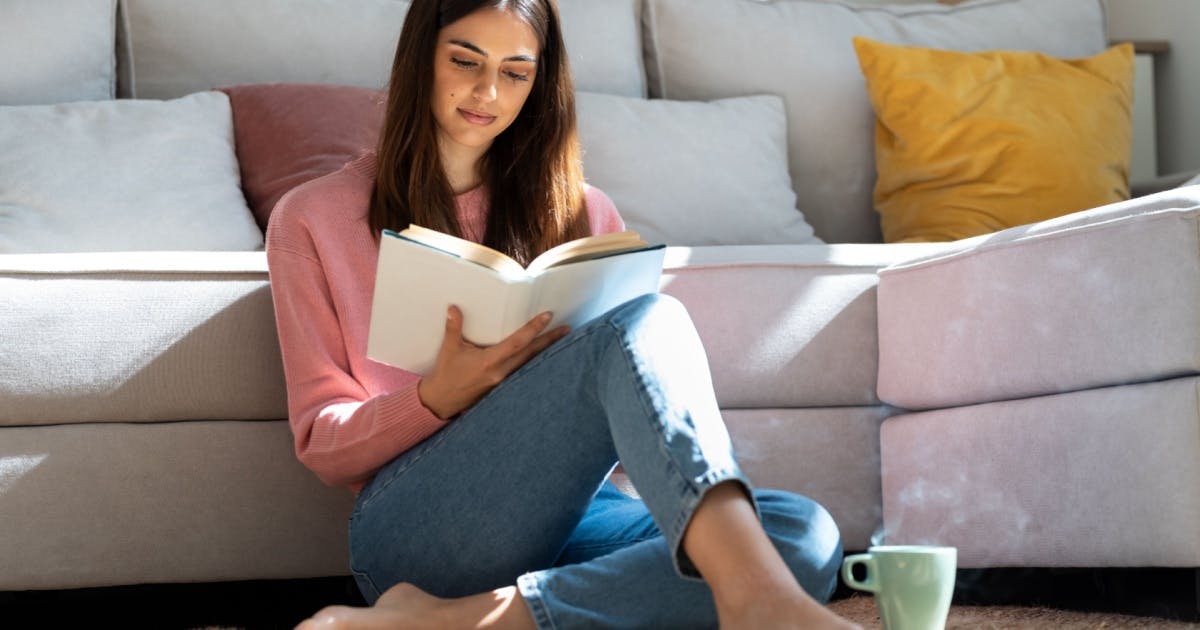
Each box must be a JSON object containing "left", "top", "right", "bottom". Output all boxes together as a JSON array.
[{"left": 447, "top": 131, "right": 498, "bottom": 152}]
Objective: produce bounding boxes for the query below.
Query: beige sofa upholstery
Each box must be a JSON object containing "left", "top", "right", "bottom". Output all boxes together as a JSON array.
[
  {"left": 0, "top": 253, "right": 355, "bottom": 590},
  {"left": 3, "top": 0, "right": 1198, "bottom": 592}
]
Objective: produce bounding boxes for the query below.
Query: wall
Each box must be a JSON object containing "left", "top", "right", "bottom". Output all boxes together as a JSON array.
[{"left": 1105, "top": 0, "right": 1200, "bottom": 175}]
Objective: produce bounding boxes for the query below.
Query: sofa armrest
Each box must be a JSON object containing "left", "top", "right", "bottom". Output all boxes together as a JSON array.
[{"left": 876, "top": 186, "right": 1200, "bottom": 410}]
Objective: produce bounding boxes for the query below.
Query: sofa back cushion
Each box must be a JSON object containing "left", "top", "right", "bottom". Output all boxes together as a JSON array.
[
  {"left": 0, "top": 0, "right": 117, "bottom": 104},
  {"left": 117, "top": 0, "right": 644, "bottom": 99},
  {"left": 577, "top": 92, "right": 820, "bottom": 246},
  {"left": 856, "top": 38, "right": 1135, "bottom": 243},
  {"left": 0, "top": 92, "right": 264, "bottom": 253},
  {"left": 218, "top": 83, "right": 386, "bottom": 231},
  {"left": 644, "top": 0, "right": 1108, "bottom": 243},
  {"left": 219, "top": 83, "right": 819, "bottom": 246}
]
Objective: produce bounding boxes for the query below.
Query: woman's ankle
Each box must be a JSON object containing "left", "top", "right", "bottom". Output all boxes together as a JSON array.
[{"left": 683, "top": 482, "right": 796, "bottom": 597}]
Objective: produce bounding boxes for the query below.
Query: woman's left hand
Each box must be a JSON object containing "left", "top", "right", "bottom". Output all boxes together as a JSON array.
[{"left": 417, "top": 306, "right": 569, "bottom": 419}]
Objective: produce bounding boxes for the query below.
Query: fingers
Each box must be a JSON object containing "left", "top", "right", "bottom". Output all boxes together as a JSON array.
[
  {"left": 496, "top": 311, "right": 554, "bottom": 357},
  {"left": 443, "top": 305, "right": 464, "bottom": 344},
  {"left": 500, "top": 324, "right": 569, "bottom": 373}
]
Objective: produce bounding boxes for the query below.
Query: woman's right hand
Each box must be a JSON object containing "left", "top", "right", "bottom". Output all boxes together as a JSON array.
[{"left": 417, "top": 305, "right": 570, "bottom": 420}]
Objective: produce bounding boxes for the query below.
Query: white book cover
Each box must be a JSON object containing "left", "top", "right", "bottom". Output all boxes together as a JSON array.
[{"left": 367, "top": 229, "right": 665, "bottom": 374}]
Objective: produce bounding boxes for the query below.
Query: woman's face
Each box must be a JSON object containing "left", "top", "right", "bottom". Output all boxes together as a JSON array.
[{"left": 431, "top": 8, "right": 540, "bottom": 157}]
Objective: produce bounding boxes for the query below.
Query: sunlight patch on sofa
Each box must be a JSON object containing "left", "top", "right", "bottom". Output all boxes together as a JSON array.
[
  {"left": 744, "top": 275, "right": 875, "bottom": 363},
  {"left": 0, "top": 454, "right": 47, "bottom": 495}
]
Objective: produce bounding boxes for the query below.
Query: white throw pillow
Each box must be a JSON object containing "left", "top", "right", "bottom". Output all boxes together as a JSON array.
[
  {"left": 1185, "top": 173, "right": 1200, "bottom": 188},
  {"left": 0, "top": 0, "right": 117, "bottom": 104},
  {"left": 0, "top": 91, "right": 264, "bottom": 253},
  {"left": 576, "top": 92, "right": 820, "bottom": 246},
  {"left": 644, "top": 0, "right": 1107, "bottom": 243},
  {"left": 117, "top": 0, "right": 643, "bottom": 98}
]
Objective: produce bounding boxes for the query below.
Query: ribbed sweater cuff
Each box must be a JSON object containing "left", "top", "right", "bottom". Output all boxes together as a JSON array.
[{"left": 376, "top": 383, "right": 448, "bottom": 451}]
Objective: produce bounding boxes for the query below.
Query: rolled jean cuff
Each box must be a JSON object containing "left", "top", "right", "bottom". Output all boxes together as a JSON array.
[
  {"left": 667, "top": 468, "right": 759, "bottom": 580},
  {"left": 518, "top": 571, "right": 556, "bottom": 630}
]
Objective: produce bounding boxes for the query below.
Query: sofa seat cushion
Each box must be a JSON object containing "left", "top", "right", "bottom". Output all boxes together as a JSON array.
[
  {"left": 0, "top": 419, "right": 354, "bottom": 589},
  {"left": 726, "top": 406, "right": 892, "bottom": 552},
  {"left": 661, "top": 243, "right": 952, "bottom": 408},
  {"left": 879, "top": 376, "right": 1200, "bottom": 568},
  {"left": 876, "top": 185, "right": 1200, "bottom": 410},
  {"left": 0, "top": 251, "right": 286, "bottom": 426},
  {"left": 644, "top": 0, "right": 1107, "bottom": 243}
]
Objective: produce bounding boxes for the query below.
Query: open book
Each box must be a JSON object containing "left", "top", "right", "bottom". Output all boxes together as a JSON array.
[{"left": 367, "top": 225, "right": 666, "bottom": 374}]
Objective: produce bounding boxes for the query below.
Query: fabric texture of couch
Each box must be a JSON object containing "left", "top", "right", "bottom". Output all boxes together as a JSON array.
[{"left": 2, "top": 0, "right": 1199, "bottom": 592}]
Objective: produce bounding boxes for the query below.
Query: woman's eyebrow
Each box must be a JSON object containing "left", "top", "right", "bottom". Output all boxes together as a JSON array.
[{"left": 448, "top": 39, "right": 537, "bottom": 63}]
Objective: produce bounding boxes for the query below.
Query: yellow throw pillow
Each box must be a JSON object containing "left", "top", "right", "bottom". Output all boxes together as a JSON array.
[{"left": 853, "top": 37, "right": 1134, "bottom": 243}]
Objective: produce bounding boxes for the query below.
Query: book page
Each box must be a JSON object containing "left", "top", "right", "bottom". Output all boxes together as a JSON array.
[
  {"left": 526, "top": 245, "right": 667, "bottom": 333},
  {"left": 525, "top": 230, "right": 647, "bottom": 274},
  {"left": 398, "top": 224, "right": 526, "bottom": 277}
]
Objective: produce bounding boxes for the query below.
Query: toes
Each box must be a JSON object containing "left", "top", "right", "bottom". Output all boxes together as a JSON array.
[{"left": 298, "top": 605, "right": 353, "bottom": 628}]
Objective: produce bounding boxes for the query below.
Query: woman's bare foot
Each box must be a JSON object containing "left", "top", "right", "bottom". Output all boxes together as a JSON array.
[
  {"left": 683, "top": 482, "right": 862, "bottom": 629},
  {"left": 295, "top": 583, "right": 444, "bottom": 630},
  {"left": 295, "top": 582, "right": 534, "bottom": 630}
]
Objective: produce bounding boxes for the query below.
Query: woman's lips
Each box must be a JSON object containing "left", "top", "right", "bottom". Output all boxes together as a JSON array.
[{"left": 459, "top": 108, "right": 497, "bottom": 126}]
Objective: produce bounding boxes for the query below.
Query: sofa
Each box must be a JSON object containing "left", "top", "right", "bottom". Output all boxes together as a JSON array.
[{"left": 2, "top": 0, "right": 1198, "bottom": 593}]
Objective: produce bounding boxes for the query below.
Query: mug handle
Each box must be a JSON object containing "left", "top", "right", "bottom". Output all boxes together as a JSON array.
[{"left": 841, "top": 553, "right": 880, "bottom": 593}]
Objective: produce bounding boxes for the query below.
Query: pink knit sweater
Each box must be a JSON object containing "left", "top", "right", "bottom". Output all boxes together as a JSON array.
[{"left": 266, "top": 153, "right": 624, "bottom": 494}]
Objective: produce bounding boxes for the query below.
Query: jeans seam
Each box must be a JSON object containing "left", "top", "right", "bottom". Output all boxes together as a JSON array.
[
  {"left": 518, "top": 572, "right": 558, "bottom": 630},
  {"left": 604, "top": 320, "right": 692, "bottom": 495},
  {"left": 352, "top": 568, "right": 382, "bottom": 603},
  {"left": 602, "top": 317, "right": 710, "bottom": 578}
]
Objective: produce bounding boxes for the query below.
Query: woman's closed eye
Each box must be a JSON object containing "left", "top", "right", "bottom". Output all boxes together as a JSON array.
[{"left": 450, "top": 57, "right": 528, "bottom": 82}]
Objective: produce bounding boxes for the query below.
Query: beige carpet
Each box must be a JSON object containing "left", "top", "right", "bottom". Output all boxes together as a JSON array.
[{"left": 829, "top": 594, "right": 1200, "bottom": 629}]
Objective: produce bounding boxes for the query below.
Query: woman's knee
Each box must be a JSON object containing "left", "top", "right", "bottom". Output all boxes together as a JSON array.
[
  {"left": 755, "top": 489, "right": 843, "bottom": 602},
  {"left": 606, "top": 293, "right": 689, "bottom": 333},
  {"left": 601, "top": 293, "right": 706, "bottom": 361}
]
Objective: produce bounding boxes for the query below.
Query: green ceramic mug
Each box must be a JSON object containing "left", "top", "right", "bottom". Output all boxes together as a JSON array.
[{"left": 841, "top": 545, "right": 957, "bottom": 630}]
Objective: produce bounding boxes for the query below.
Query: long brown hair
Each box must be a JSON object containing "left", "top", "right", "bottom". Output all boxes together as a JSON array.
[{"left": 369, "top": 0, "right": 590, "bottom": 266}]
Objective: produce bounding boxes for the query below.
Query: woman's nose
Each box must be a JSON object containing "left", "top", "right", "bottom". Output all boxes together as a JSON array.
[{"left": 473, "top": 73, "right": 498, "bottom": 103}]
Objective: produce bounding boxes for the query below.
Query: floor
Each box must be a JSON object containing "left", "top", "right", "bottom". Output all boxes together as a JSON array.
[
  {"left": 2, "top": 568, "right": 1196, "bottom": 629},
  {"left": 829, "top": 594, "right": 1200, "bottom": 629},
  {"left": 0, "top": 576, "right": 366, "bottom": 629}
]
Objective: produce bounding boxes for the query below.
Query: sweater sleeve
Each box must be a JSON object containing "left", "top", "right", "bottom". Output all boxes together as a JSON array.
[
  {"left": 584, "top": 184, "right": 626, "bottom": 235},
  {"left": 266, "top": 217, "right": 446, "bottom": 489}
]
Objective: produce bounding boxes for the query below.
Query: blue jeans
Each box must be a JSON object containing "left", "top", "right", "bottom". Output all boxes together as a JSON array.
[{"left": 348, "top": 294, "right": 843, "bottom": 629}]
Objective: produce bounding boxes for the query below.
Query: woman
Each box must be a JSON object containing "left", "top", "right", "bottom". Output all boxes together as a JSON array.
[{"left": 269, "top": 0, "right": 860, "bottom": 628}]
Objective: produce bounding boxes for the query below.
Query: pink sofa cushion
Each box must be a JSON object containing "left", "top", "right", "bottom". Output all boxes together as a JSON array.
[
  {"left": 880, "top": 376, "right": 1200, "bottom": 568},
  {"left": 217, "top": 83, "right": 385, "bottom": 230}
]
